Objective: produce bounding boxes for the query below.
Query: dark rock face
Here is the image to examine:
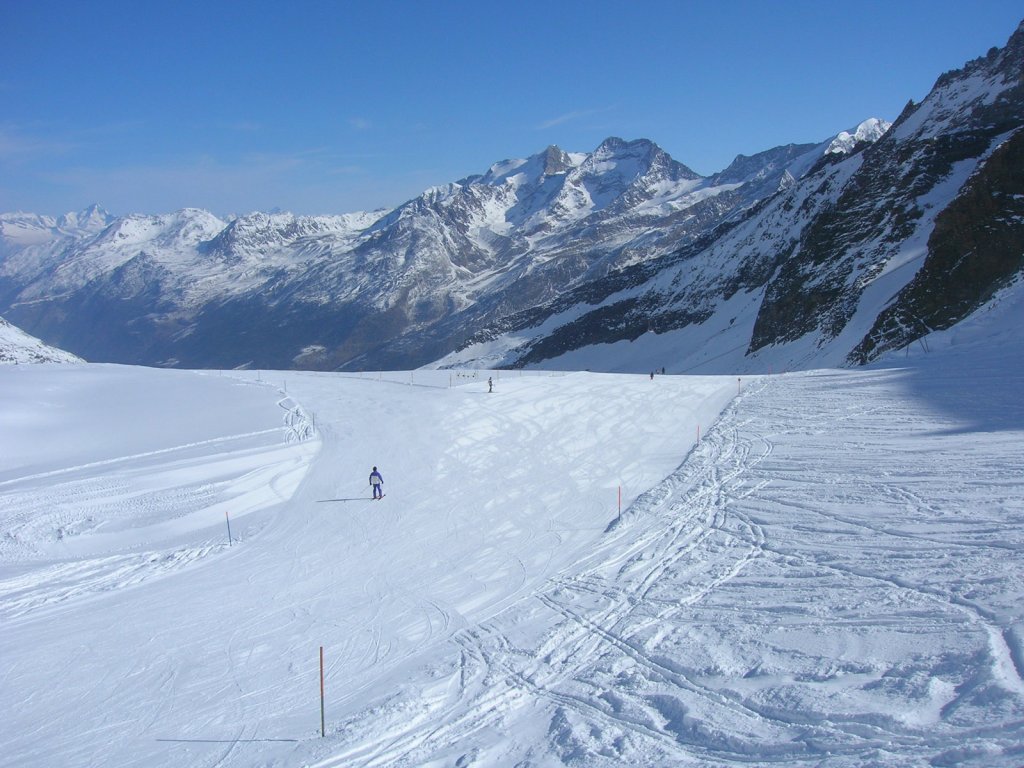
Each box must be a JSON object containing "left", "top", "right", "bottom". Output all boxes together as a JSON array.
[
  {"left": 851, "top": 130, "right": 1024, "bottom": 363},
  {"left": 745, "top": 21, "right": 1024, "bottom": 361}
]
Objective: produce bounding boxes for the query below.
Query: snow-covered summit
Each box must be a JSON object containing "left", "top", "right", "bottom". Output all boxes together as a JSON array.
[
  {"left": 474, "top": 145, "right": 586, "bottom": 188},
  {"left": 55, "top": 203, "right": 116, "bottom": 233},
  {"left": 93, "top": 209, "right": 226, "bottom": 250},
  {"left": 0, "top": 204, "right": 115, "bottom": 249},
  {"left": 825, "top": 117, "right": 892, "bottom": 154}
]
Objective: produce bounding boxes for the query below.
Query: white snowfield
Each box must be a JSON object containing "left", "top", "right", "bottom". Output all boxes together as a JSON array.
[{"left": 1, "top": 338, "right": 1023, "bottom": 766}]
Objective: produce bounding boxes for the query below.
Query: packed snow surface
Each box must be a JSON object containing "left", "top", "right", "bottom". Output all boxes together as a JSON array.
[{"left": 2, "top": 337, "right": 1023, "bottom": 766}]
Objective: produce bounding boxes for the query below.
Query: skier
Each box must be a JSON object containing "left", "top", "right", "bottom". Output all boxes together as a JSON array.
[
  {"left": 488, "top": 376, "right": 493, "bottom": 393},
  {"left": 369, "top": 466, "right": 384, "bottom": 499}
]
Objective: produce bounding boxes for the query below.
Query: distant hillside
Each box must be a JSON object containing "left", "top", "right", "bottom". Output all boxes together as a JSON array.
[{"left": 0, "top": 316, "right": 83, "bottom": 364}]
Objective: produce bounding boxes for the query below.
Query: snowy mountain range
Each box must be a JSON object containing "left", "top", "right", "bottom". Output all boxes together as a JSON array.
[
  {"left": 1, "top": 19, "right": 1021, "bottom": 373},
  {"left": 435, "top": 21, "right": 1024, "bottom": 373}
]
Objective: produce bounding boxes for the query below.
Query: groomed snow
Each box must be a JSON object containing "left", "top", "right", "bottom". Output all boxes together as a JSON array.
[{"left": 1, "top": 334, "right": 1022, "bottom": 765}]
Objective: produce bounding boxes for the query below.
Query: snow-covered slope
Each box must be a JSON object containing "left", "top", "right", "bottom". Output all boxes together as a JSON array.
[
  {"left": 1, "top": 307, "right": 1022, "bottom": 765},
  {"left": 0, "top": 316, "right": 82, "bottom": 364}
]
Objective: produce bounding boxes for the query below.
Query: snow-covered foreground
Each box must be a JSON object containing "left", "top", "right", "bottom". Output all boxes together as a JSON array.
[{"left": 2, "top": 342, "right": 1023, "bottom": 766}]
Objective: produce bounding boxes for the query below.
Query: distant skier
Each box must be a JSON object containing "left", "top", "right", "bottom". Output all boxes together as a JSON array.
[
  {"left": 488, "top": 376, "right": 493, "bottom": 393},
  {"left": 369, "top": 466, "right": 384, "bottom": 499}
]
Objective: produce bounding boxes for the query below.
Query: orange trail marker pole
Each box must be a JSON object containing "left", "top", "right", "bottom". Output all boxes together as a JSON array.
[{"left": 320, "top": 646, "right": 326, "bottom": 738}]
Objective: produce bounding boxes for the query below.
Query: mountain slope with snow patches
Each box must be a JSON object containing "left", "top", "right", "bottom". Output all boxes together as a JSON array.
[
  {"left": 444, "top": 21, "right": 1024, "bottom": 374},
  {"left": 0, "top": 133, "right": 841, "bottom": 371}
]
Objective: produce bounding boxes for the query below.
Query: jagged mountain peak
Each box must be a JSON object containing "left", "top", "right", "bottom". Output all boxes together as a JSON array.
[
  {"left": 377, "top": 137, "right": 708, "bottom": 246},
  {"left": 473, "top": 144, "right": 584, "bottom": 189},
  {"left": 541, "top": 145, "right": 573, "bottom": 176},
  {"left": 589, "top": 136, "right": 701, "bottom": 180},
  {"left": 934, "top": 17, "right": 1024, "bottom": 89},
  {"left": 0, "top": 205, "right": 116, "bottom": 251},
  {"left": 56, "top": 203, "right": 114, "bottom": 232},
  {"left": 93, "top": 208, "right": 225, "bottom": 250},
  {"left": 594, "top": 136, "right": 654, "bottom": 155},
  {"left": 887, "top": 17, "right": 1024, "bottom": 146},
  {"left": 202, "top": 207, "right": 382, "bottom": 258},
  {"left": 472, "top": 137, "right": 697, "bottom": 192},
  {"left": 990, "top": 17, "right": 1024, "bottom": 78}
]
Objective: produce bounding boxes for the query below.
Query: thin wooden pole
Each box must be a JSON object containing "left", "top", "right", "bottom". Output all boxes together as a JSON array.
[{"left": 320, "top": 646, "right": 326, "bottom": 738}]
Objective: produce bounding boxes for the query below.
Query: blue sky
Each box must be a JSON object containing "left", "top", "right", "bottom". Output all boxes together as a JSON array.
[{"left": 3, "top": 0, "right": 1022, "bottom": 218}]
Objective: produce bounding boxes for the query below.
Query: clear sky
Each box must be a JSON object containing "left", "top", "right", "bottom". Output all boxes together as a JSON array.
[{"left": 2, "top": 0, "right": 1022, "bottom": 218}]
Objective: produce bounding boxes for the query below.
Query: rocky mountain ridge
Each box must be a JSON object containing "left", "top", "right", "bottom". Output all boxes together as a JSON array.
[
  {"left": 0, "top": 134, "right": 835, "bottom": 369},
  {"left": 433, "top": 20, "right": 1024, "bottom": 373}
]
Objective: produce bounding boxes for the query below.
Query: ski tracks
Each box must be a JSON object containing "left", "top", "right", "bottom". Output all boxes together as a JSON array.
[
  {"left": 315, "top": 367, "right": 1024, "bottom": 766},
  {"left": 0, "top": 385, "right": 318, "bottom": 625},
  {"left": 315, "top": 380, "right": 787, "bottom": 766}
]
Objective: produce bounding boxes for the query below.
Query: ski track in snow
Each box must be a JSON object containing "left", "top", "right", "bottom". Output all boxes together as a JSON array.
[
  {"left": 0, "top": 388, "right": 316, "bottom": 622},
  {"left": 2, "top": 356, "right": 1023, "bottom": 767}
]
